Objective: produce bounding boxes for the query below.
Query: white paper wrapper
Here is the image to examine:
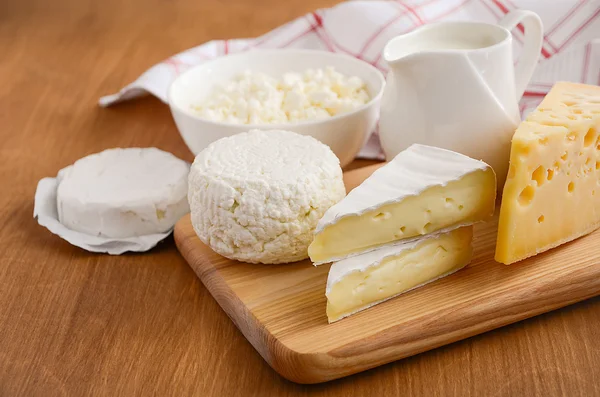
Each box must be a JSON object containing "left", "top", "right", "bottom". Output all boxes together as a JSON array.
[{"left": 34, "top": 172, "right": 174, "bottom": 255}]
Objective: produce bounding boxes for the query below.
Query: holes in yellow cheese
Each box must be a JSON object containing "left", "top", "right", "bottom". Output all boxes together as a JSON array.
[
  {"left": 532, "top": 166, "right": 545, "bottom": 186},
  {"left": 561, "top": 152, "right": 568, "bottom": 161},
  {"left": 538, "top": 215, "right": 544, "bottom": 223},
  {"left": 443, "top": 197, "right": 464, "bottom": 211},
  {"left": 596, "top": 161, "right": 600, "bottom": 170},
  {"left": 518, "top": 185, "right": 535, "bottom": 206},
  {"left": 423, "top": 222, "right": 432, "bottom": 233},
  {"left": 584, "top": 128, "right": 596, "bottom": 147},
  {"left": 566, "top": 132, "right": 577, "bottom": 142},
  {"left": 539, "top": 121, "right": 562, "bottom": 128},
  {"left": 547, "top": 169, "right": 554, "bottom": 180},
  {"left": 394, "top": 226, "right": 406, "bottom": 239},
  {"left": 568, "top": 181, "right": 575, "bottom": 193},
  {"left": 373, "top": 212, "right": 390, "bottom": 221},
  {"left": 539, "top": 137, "right": 549, "bottom": 145}
]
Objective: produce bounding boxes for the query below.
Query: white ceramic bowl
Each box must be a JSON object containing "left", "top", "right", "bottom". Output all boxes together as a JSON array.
[{"left": 167, "top": 49, "right": 385, "bottom": 167}]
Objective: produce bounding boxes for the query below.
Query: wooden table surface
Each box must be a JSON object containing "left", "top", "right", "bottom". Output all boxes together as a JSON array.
[{"left": 1, "top": 0, "right": 599, "bottom": 395}]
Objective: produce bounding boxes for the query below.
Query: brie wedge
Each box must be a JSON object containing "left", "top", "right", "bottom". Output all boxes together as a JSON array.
[
  {"left": 326, "top": 226, "right": 473, "bottom": 323},
  {"left": 57, "top": 148, "right": 190, "bottom": 238},
  {"left": 309, "top": 144, "right": 496, "bottom": 264}
]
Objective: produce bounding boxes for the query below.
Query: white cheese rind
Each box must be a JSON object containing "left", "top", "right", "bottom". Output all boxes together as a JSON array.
[
  {"left": 315, "top": 144, "right": 492, "bottom": 234},
  {"left": 326, "top": 226, "right": 473, "bottom": 322},
  {"left": 188, "top": 129, "right": 345, "bottom": 264},
  {"left": 326, "top": 234, "right": 429, "bottom": 294},
  {"left": 328, "top": 266, "right": 466, "bottom": 323},
  {"left": 57, "top": 148, "right": 190, "bottom": 238}
]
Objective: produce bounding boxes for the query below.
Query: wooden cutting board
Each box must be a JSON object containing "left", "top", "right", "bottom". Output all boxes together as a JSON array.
[{"left": 174, "top": 164, "right": 600, "bottom": 384}]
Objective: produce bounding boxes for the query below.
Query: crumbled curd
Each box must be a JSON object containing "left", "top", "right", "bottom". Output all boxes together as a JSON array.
[{"left": 191, "top": 67, "right": 370, "bottom": 124}]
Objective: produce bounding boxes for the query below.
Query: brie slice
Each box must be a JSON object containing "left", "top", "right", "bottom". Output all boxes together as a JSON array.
[
  {"left": 326, "top": 226, "right": 473, "bottom": 323},
  {"left": 309, "top": 144, "right": 495, "bottom": 264}
]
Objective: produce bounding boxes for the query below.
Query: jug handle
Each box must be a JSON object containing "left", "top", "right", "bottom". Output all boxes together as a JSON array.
[{"left": 498, "top": 10, "right": 543, "bottom": 101}]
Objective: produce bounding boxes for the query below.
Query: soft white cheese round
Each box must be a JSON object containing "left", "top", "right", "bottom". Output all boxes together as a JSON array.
[
  {"left": 57, "top": 148, "right": 190, "bottom": 238},
  {"left": 189, "top": 130, "right": 345, "bottom": 264}
]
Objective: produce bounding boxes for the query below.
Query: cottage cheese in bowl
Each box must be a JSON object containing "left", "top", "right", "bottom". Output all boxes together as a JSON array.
[
  {"left": 190, "top": 67, "right": 370, "bottom": 125},
  {"left": 168, "top": 49, "right": 386, "bottom": 167}
]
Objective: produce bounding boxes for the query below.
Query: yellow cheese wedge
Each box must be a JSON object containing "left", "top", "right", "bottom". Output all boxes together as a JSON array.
[
  {"left": 496, "top": 82, "right": 600, "bottom": 264},
  {"left": 326, "top": 226, "right": 473, "bottom": 323},
  {"left": 309, "top": 144, "right": 495, "bottom": 264}
]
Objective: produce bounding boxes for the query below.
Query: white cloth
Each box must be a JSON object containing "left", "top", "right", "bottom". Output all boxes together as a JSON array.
[{"left": 100, "top": 0, "right": 600, "bottom": 159}]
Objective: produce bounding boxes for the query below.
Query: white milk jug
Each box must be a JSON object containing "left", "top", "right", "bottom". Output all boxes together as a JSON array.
[{"left": 378, "top": 10, "right": 543, "bottom": 186}]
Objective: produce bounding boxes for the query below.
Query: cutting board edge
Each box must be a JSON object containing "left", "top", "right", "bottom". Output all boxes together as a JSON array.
[
  {"left": 174, "top": 215, "right": 600, "bottom": 384},
  {"left": 175, "top": 219, "right": 397, "bottom": 383},
  {"left": 174, "top": 223, "right": 308, "bottom": 382}
]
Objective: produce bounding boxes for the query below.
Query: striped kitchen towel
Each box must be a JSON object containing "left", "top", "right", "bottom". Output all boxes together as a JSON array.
[{"left": 100, "top": 0, "right": 600, "bottom": 159}]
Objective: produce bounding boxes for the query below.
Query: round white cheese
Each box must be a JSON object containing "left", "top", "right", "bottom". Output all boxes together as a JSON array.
[
  {"left": 57, "top": 148, "right": 190, "bottom": 238},
  {"left": 189, "top": 129, "right": 345, "bottom": 264}
]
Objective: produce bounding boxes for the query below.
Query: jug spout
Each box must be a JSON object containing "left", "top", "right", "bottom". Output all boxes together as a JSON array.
[
  {"left": 384, "top": 21, "right": 514, "bottom": 66},
  {"left": 382, "top": 24, "right": 454, "bottom": 66},
  {"left": 383, "top": 33, "right": 420, "bottom": 67}
]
